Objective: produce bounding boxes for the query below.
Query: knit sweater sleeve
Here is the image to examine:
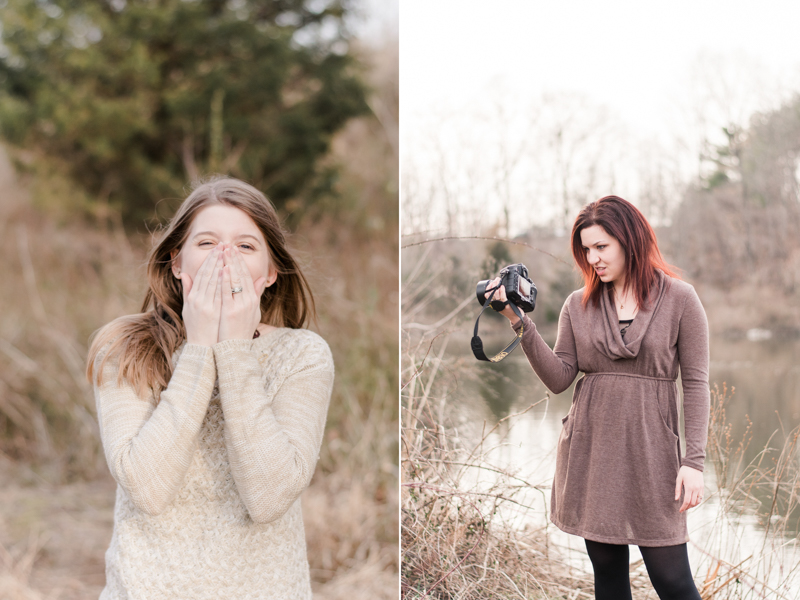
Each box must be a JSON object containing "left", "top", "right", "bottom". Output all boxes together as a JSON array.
[
  {"left": 94, "top": 344, "right": 217, "bottom": 515},
  {"left": 677, "top": 286, "right": 710, "bottom": 471},
  {"left": 511, "top": 297, "right": 579, "bottom": 394},
  {"left": 212, "top": 334, "right": 334, "bottom": 524}
]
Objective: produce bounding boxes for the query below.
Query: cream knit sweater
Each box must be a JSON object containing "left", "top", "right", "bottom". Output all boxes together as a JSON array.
[{"left": 93, "top": 327, "right": 334, "bottom": 599}]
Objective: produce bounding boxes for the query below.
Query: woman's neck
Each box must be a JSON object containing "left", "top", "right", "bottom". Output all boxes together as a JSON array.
[{"left": 612, "top": 281, "right": 638, "bottom": 320}]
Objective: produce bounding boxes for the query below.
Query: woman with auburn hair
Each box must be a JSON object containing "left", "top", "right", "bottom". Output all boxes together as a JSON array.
[
  {"left": 485, "top": 195, "right": 707, "bottom": 599},
  {"left": 86, "top": 176, "right": 334, "bottom": 599}
]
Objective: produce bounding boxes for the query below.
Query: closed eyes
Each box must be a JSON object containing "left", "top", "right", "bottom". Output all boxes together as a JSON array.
[{"left": 198, "top": 241, "right": 256, "bottom": 251}]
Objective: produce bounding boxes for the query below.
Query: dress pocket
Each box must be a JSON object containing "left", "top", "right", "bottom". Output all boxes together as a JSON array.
[
  {"left": 561, "top": 376, "right": 584, "bottom": 431},
  {"left": 655, "top": 383, "right": 679, "bottom": 443},
  {"left": 558, "top": 412, "right": 574, "bottom": 446}
]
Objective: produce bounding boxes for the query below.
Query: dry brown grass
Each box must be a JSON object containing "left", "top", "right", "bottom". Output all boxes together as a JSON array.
[
  {"left": 690, "top": 385, "right": 800, "bottom": 600},
  {"left": 400, "top": 248, "right": 593, "bottom": 599},
  {"left": 401, "top": 391, "right": 594, "bottom": 599}
]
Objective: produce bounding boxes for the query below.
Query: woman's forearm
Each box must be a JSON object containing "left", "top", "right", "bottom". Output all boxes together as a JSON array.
[
  {"left": 213, "top": 338, "right": 334, "bottom": 524},
  {"left": 94, "top": 344, "right": 217, "bottom": 514},
  {"left": 512, "top": 309, "right": 579, "bottom": 394},
  {"left": 677, "top": 290, "right": 711, "bottom": 471}
]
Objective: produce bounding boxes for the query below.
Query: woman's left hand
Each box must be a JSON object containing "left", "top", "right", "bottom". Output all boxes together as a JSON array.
[
  {"left": 219, "top": 245, "right": 267, "bottom": 342},
  {"left": 675, "top": 465, "right": 704, "bottom": 512}
]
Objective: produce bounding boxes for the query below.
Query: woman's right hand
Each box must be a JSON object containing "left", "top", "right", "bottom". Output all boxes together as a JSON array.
[
  {"left": 485, "top": 277, "right": 521, "bottom": 326},
  {"left": 178, "top": 243, "right": 224, "bottom": 346}
]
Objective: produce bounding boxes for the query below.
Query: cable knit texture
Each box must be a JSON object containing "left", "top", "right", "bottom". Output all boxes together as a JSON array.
[{"left": 94, "top": 327, "right": 334, "bottom": 599}]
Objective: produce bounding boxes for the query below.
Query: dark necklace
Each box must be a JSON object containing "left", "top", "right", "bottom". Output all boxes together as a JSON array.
[{"left": 253, "top": 329, "right": 260, "bottom": 339}]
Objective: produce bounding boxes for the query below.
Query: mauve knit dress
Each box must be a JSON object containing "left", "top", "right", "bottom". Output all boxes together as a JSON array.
[{"left": 511, "top": 272, "right": 709, "bottom": 546}]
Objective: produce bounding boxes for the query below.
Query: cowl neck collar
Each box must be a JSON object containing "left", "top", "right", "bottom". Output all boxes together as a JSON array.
[{"left": 592, "top": 270, "right": 668, "bottom": 361}]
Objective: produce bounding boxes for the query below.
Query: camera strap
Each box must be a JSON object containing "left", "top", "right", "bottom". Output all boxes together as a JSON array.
[{"left": 471, "top": 285, "right": 525, "bottom": 362}]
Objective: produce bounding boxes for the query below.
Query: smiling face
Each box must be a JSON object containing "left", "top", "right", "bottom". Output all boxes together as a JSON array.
[
  {"left": 170, "top": 203, "right": 277, "bottom": 289},
  {"left": 580, "top": 224, "right": 626, "bottom": 286}
]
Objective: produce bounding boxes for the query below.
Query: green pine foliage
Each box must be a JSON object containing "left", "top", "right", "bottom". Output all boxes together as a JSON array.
[{"left": 0, "top": 0, "right": 369, "bottom": 223}]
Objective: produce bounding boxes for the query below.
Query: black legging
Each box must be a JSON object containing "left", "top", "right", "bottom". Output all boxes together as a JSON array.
[{"left": 585, "top": 540, "right": 702, "bottom": 600}]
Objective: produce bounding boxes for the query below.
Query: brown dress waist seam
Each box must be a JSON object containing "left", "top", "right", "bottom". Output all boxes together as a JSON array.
[{"left": 583, "top": 372, "right": 676, "bottom": 382}]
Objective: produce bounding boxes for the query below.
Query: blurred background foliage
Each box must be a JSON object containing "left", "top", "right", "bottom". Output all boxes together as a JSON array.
[
  {"left": 671, "top": 96, "right": 800, "bottom": 292},
  {"left": 0, "top": 0, "right": 370, "bottom": 223}
]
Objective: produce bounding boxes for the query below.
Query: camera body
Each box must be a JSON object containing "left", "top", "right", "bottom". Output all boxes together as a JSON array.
[{"left": 476, "top": 263, "right": 537, "bottom": 313}]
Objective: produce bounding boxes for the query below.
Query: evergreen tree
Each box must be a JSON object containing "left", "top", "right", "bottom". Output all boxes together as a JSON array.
[{"left": 0, "top": 0, "right": 369, "bottom": 222}]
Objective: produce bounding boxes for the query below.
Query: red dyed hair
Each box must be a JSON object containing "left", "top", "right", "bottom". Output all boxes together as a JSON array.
[{"left": 571, "top": 195, "right": 680, "bottom": 308}]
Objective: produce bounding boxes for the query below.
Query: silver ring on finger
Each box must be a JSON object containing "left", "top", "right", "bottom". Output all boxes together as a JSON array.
[{"left": 231, "top": 286, "right": 243, "bottom": 294}]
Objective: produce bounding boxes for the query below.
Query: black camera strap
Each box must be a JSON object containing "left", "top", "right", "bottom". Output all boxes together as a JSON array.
[{"left": 471, "top": 285, "right": 525, "bottom": 362}]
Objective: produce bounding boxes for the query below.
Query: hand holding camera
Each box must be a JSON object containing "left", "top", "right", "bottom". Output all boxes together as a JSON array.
[
  {"left": 476, "top": 264, "right": 537, "bottom": 319},
  {"left": 482, "top": 277, "right": 521, "bottom": 324},
  {"left": 471, "top": 264, "right": 538, "bottom": 362}
]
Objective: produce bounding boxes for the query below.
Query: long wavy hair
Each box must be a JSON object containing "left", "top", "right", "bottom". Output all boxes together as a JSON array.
[
  {"left": 571, "top": 195, "right": 679, "bottom": 308},
  {"left": 86, "top": 176, "right": 315, "bottom": 397}
]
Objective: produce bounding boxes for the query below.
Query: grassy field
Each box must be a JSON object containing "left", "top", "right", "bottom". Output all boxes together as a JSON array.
[{"left": 0, "top": 39, "right": 398, "bottom": 599}]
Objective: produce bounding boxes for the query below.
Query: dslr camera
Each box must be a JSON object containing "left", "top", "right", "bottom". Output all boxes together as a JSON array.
[{"left": 476, "top": 263, "right": 537, "bottom": 313}]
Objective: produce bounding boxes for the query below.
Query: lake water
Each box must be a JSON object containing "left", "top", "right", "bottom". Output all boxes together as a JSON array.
[{"left": 446, "top": 332, "right": 800, "bottom": 596}]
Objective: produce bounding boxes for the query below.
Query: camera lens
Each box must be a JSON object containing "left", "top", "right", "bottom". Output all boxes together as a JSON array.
[{"left": 476, "top": 280, "right": 490, "bottom": 307}]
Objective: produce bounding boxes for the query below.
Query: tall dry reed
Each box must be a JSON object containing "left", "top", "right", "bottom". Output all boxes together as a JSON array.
[
  {"left": 690, "top": 384, "right": 800, "bottom": 599},
  {"left": 401, "top": 247, "right": 599, "bottom": 598}
]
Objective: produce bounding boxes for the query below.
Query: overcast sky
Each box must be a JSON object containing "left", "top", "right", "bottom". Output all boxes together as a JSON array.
[
  {"left": 401, "top": 0, "right": 800, "bottom": 142},
  {"left": 399, "top": 0, "right": 800, "bottom": 232},
  {"left": 354, "top": 0, "right": 398, "bottom": 42}
]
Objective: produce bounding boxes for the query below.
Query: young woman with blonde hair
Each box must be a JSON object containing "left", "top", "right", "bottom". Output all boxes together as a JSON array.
[
  {"left": 87, "top": 177, "right": 334, "bottom": 599},
  {"left": 485, "top": 195, "right": 708, "bottom": 599}
]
